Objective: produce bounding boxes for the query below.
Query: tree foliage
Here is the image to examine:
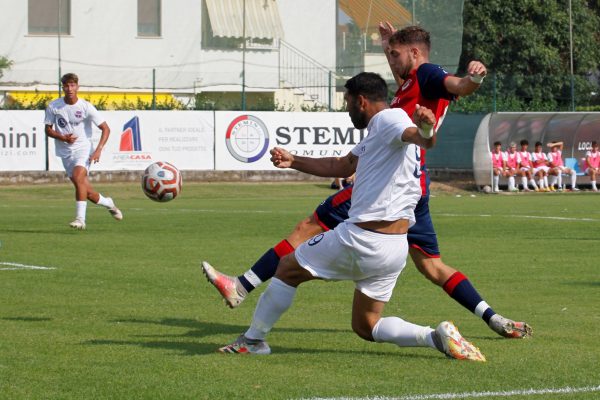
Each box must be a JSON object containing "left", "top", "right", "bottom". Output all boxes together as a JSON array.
[
  {"left": 456, "top": 0, "right": 600, "bottom": 111},
  {"left": 0, "top": 55, "right": 13, "bottom": 79}
]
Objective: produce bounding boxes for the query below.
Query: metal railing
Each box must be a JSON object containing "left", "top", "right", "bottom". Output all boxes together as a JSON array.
[{"left": 278, "top": 40, "right": 337, "bottom": 110}]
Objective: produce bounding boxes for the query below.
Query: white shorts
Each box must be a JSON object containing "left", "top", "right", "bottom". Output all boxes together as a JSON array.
[
  {"left": 519, "top": 166, "right": 531, "bottom": 172},
  {"left": 61, "top": 148, "right": 91, "bottom": 177},
  {"left": 294, "top": 222, "right": 408, "bottom": 302},
  {"left": 533, "top": 166, "right": 549, "bottom": 175}
]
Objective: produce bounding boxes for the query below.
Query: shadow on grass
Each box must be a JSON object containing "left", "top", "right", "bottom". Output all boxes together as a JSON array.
[
  {"left": 83, "top": 338, "right": 439, "bottom": 360},
  {"left": 1, "top": 316, "right": 53, "bottom": 322},
  {"left": 562, "top": 281, "right": 600, "bottom": 287},
  {"left": 110, "top": 317, "right": 351, "bottom": 336},
  {"left": 81, "top": 317, "right": 439, "bottom": 359}
]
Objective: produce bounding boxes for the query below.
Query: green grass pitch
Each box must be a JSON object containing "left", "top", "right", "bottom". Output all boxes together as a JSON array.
[{"left": 0, "top": 182, "right": 598, "bottom": 399}]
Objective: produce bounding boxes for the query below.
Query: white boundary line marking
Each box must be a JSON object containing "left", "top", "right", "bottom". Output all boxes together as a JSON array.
[
  {"left": 0, "top": 262, "right": 56, "bottom": 271},
  {"left": 301, "top": 384, "right": 600, "bottom": 400},
  {"left": 434, "top": 213, "right": 599, "bottom": 222}
]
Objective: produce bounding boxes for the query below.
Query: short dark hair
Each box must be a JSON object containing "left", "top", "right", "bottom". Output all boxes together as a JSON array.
[
  {"left": 592, "top": 141, "right": 598, "bottom": 146},
  {"left": 389, "top": 25, "right": 431, "bottom": 51},
  {"left": 344, "top": 72, "right": 388, "bottom": 103},
  {"left": 493, "top": 141, "right": 502, "bottom": 146},
  {"left": 61, "top": 73, "right": 78, "bottom": 85},
  {"left": 520, "top": 139, "right": 529, "bottom": 146},
  {"left": 535, "top": 141, "right": 543, "bottom": 147}
]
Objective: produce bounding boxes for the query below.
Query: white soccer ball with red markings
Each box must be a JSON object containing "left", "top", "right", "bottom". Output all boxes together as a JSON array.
[{"left": 141, "top": 161, "right": 182, "bottom": 202}]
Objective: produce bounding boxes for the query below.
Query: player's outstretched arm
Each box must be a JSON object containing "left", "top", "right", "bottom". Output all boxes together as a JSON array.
[
  {"left": 270, "top": 147, "right": 357, "bottom": 178},
  {"left": 444, "top": 60, "right": 487, "bottom": 97}
]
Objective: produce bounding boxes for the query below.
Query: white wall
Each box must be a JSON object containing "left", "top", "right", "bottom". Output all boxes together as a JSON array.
[{"left": 0, "top": 0, "right": 336, "bottom": 94}]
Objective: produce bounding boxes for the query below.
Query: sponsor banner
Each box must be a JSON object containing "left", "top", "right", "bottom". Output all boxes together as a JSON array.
[
  {"left": 215, "top": 111, "right": 363, "bottom": 170},
  {"left": 49, "top": 111, "right": 214, "bottom": 171},
  {"left": 0, "top": 111, "right": 46, "bottom": 171}
]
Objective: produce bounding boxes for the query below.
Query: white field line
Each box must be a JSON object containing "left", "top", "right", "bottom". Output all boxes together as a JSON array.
[
  {"left": 1, "top": 204, "right": 598, "bottom": 221},
  {"left": 0, "top": 262, "right": 56, "bottom": 271},
  {"left": 434, "top": 213, "right": 599, "bottom": 222},
  {"left": 301, "top": 384, "right": 600, "bottom": 400}
]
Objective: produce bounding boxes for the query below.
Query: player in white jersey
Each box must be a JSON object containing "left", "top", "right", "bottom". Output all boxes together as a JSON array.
[
  {"left": 44, "top": 73, "right": 123, "bottom": 230},
  {"left": 547, "top": 141, "right": 579, "bottom": 191},
  {"left": 213, "top": 72, "right": 485, "bottom": 361}
]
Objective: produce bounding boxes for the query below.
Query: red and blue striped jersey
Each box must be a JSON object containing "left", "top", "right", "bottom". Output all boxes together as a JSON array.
[{"left": 390, "top": 63, "right": 456, "bottom": 196}]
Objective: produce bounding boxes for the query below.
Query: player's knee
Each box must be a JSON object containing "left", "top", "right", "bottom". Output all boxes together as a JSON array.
[
  {"left": 274, "top": 254, "right": 310, "bottom": 287},
  {"left": 351, "top": 319, "right": 375, "bottom": 342}
]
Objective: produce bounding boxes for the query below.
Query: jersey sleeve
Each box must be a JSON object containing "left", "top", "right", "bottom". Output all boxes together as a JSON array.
[
  {"left": 416, "top": 63, "right": 456, "bottom": 101},
  {"left": 86, "top": 102, "right": 105, "bottom": 127},
  {"left": 44, "top": 106, "right": 55, "bottom": 126},
  {"left": 383, "top": 110, "right": 417, "bottom": 146}
]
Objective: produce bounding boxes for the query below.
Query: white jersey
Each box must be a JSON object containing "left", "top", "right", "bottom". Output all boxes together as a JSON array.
[
  {"left": 44, "top": 98, "right": 104, "bottom": 157},
  {"left": 347, "top": 108, "right": 420, "bottom": 225}
]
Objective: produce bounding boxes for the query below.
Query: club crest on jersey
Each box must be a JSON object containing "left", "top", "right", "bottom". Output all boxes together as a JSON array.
[
  {"left": 308, "top": 233, "right": 324, "bottom": 246},
  {"left": 401, "top": 79, "right": 412, "bottom": 91},
  {"left": 75, "top": 111, "right": 82, "bottom": 119},
  {"left": 57, "top": 117, "right": 68, "bottom": 128}
]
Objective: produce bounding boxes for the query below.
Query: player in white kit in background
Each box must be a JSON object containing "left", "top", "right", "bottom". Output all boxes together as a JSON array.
[{"left": 44, "top": 73, "right": 123, "bottom": 230}]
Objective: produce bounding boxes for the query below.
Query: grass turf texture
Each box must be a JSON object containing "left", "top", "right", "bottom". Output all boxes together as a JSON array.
[{"left": 0, "top": 182, "right": 598, "bottom": 399}]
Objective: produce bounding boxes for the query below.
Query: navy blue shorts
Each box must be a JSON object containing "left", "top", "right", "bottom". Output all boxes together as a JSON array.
[{"left": 314, "top": 185, "right": 440, "bottom": 258}]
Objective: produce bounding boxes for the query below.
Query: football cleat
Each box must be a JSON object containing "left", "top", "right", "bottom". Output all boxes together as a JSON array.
[
  {"left": 69, "top": 218, "right": 86, "bottom": 230},
  {"left": 434, "top": 321, "right": 486, "bottom": 362},
  {"left": 489, "top": 314, "right": 533, "bottom": 339},
  {"left": 201, "top": 261, "right": 246, "bottom": 308},
  {"left": 218, "top": 335, "right": 271, "bottom": 355},
  {"left": 108, "top": 206, "right": 123, "bottom": 221}
]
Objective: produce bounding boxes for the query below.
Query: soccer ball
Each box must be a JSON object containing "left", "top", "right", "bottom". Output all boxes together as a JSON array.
[{"left": 141, "top": 161, "right": 182, "bottom": 202}]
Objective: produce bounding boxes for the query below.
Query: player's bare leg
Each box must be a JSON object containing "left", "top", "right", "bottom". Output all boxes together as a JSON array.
[
  {"left": 409, "top": 249, "right": 532, "bottom": 339},
  {"left": 202, "top": 214, "right": 324, "bottom": 308},
  {"left": 356, "top": 290, "right": 485, "bottom": 361},
  {"left": 69, "top": 166, "right": 121, "bottom": 230}
]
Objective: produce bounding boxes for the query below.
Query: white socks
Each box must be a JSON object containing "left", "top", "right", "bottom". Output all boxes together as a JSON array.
[
  {"left": 97, "top": 194, "right": 115, "bottom": 209},
  {"left": 245, "top": 278, "right": 296, "bottom": 341},
  {"left": 75, "top": 201, "right": 87, "bottom": 221},
  {"left": 529, "top": 179, "right": 538, "bottom": 190},
  {"left": 570, "top": 171, "right": 577, "bottom": 189},
  {"left": 493, "top": 175, "right": 499, "bottom": 190},
  {"left": 372, "top": 317, "right": 436, "bottom": 348},
  {"left": 508, "top": 176, "right": 515, "bottom": 190}
]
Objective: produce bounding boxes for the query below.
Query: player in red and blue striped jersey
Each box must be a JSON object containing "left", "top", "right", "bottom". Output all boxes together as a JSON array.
[{"left": 202, "top": 25, "right": 531, "bottom": 339}]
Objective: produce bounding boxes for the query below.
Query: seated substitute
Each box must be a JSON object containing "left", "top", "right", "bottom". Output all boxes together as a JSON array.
[
  {"left": 491, "top": 141, "right": 508, "bottom": 192},
  {"left": 547, "top": 141, "right": 579, "bottom": 191},
  {"left": 585, "top": 141, "right": 600, "bottom": 192},
  {"left": 505, "top": 142, "right": 520, "bottom": 192},
  {"left": 531, "top": 141, "right": 550, "bottom": 191},
  {"left": 517, "top": 139, "right": 538, "bottom": 191}
]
